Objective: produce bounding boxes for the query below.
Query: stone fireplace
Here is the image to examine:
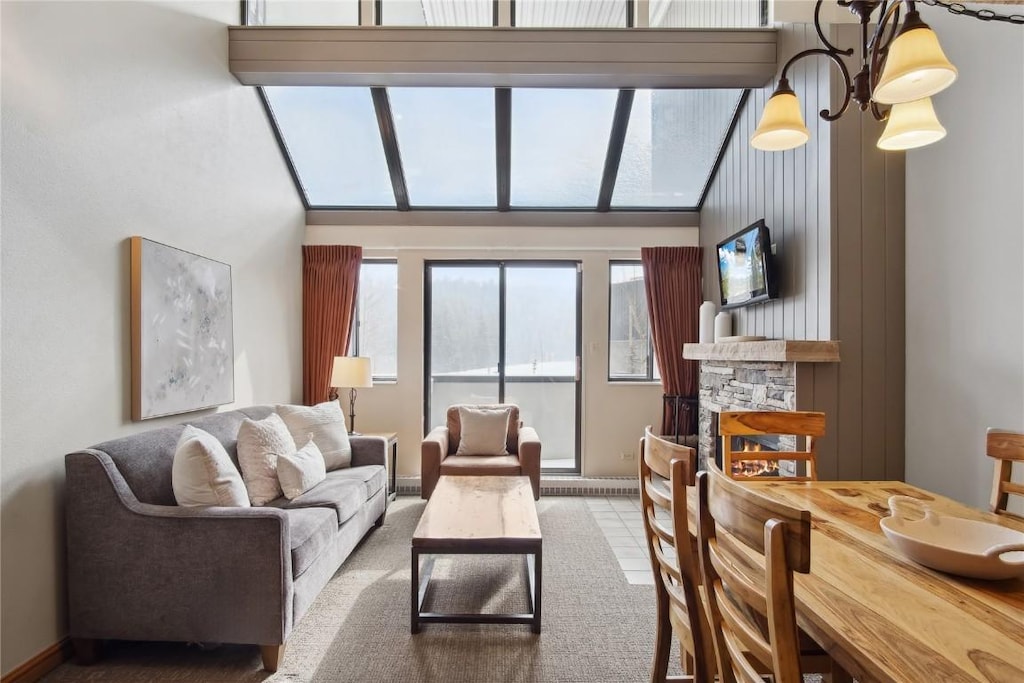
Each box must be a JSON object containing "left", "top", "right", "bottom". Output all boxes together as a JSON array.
[{"left": 683, "top": 340, "right": 840, "bottom": 472}]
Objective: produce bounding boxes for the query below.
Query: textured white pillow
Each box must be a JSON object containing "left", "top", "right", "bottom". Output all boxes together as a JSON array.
[
  {"left": 455, "top": 406, "right": 511, "bottom": 456},
  {"left": 278, "top": 439, "right": 327, "bottom": 500},
  {"left": 276, "top": 402, "right": 352, "bottom": 470},
  {"left": 172, "top": 425, "right": 250, "bottom": 507},
  {"left": 236, "top": 413, "right": 292, "bottom": 505}
]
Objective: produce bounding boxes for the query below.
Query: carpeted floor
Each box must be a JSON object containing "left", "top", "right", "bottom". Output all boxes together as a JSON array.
[{"left": 43, "top": 497, "right": 676, "bottom": 683}]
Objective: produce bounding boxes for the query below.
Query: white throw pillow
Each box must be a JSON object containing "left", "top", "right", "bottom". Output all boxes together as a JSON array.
[
  {"left": 278, "top": 439, "right": 328, "bottom": 500},
  {"left": 455, "top": 406, "right": 511, "bottom": 456},
  {"left": 276, "top": 402, "right": 352, "bottom": 470},
  {"left": 172, "top": 425, "right": 250, "bottom": 508},
  {"left": 236, "top": 413, "right": 292, "bottom": 505}
]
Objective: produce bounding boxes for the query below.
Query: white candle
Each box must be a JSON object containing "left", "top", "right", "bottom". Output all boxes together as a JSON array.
[
  {"left": 699, "top": 301, "right": 717, "bottom": 344},
  {"left": 714, "top": 311, "right": 732, "bottom": 342}
]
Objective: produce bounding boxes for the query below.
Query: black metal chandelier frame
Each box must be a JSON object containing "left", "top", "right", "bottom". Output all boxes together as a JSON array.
[{"left": 774, "top": 0, "right": 1024, "bottom": 127}]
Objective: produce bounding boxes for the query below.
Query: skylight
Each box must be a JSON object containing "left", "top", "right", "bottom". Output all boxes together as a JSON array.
[{"left": 262, "top": 85, "right": 746, "bottom": 211}]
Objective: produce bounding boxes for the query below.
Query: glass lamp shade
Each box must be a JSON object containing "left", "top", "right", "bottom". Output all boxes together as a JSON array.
[
  {"left": 330, "top": 356, "right": 373, "bottom": 388},
  {"left": 873, "top": 21, "right": 957, "bottom": 105},
  {"left": 750, "top": 90, "right": 810, "bottom": 151},
  {"left": 877, "top": 97, "right": 947, "bottom": 151}
]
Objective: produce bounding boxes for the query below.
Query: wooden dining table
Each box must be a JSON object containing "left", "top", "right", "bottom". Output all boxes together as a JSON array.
[{"left": 687, "top": 480, "right": 1024, "bottom": 683}]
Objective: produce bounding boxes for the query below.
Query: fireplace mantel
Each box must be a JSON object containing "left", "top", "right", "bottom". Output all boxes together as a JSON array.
[{"left": 683, "top": 340, "right": 840, "bottom": 363}]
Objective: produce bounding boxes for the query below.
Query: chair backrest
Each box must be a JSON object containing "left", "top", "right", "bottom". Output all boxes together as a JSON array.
[
  {"left": 719, "top": 411, "right": 825, "bottom": 481},
  {"left": 988, "top": 428, "right": 1024, "bottom": 517},
  {"left": 696, "top": 465, "right": 811, "bottom": 683},
  {"left": 638, "top": 427, "right": 716, "bottom": 682},
  {"left": 446, "top": 404, "right": 521, "bottom": 455}
]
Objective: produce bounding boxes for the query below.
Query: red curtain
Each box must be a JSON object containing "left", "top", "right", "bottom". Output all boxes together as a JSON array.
[
  {"left": 302, "top": 245, "right": 362, "bottom": 405},
  {"left": 641, "top": 247, "right": 702, "bottom": 436}
]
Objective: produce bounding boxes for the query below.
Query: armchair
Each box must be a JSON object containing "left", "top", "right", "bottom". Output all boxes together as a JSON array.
[{"left": 421, "top": 404, "right": 541, "bottom": 500}]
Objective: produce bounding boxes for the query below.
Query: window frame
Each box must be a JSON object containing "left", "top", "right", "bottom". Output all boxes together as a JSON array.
[
  {"left": 352, "top": 258, "right": 399, "bottom": 381},
  {"left": 607, "top": 259, "right": 658, "bottom": 383}
]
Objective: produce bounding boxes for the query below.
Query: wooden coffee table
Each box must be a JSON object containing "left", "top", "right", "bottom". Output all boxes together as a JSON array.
[{"left": 411, "top": 475, "right": 542, "bottom": 634}]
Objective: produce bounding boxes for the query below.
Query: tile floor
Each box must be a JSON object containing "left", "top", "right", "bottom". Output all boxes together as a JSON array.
[{"left": 584, "top": 495, "right": 672, "bottom": 585}]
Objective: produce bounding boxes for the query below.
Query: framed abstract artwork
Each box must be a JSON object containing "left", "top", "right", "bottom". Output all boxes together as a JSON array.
[{"left": 130, "top": 237, "right": 234, "bottom": 421}]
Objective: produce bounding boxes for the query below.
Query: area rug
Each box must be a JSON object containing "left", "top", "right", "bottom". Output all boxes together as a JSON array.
[{"left": 43, "top": 497, "right": 670, "bottom": 683}]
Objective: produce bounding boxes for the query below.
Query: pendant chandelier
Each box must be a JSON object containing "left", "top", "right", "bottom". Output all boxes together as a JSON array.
[{"left": 751, "top": 0, "right": 1024, "bottom": 153}]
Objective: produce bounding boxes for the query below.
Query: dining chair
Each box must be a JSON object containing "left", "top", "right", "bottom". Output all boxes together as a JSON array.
[
  {"left": 719, "top": 411, "right": 825, "bottom": 481},
  {"left": 695, "top": 464, "right": 811, "bottom": 683},
  {"left": 638, "top": 427, "right": 716, "bottom": 683},
  {"left": 987, "top": 428, "right": 1024, "bottom": 518}
]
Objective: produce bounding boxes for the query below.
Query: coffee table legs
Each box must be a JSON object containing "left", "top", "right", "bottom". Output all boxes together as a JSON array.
[{"left": 410, "top": 545, "right": 542, "bottom": 634}]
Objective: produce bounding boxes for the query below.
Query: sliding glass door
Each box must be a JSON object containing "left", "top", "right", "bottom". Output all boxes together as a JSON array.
[{"left": 425, "top": 261, "right": 581, "bottom": 472}]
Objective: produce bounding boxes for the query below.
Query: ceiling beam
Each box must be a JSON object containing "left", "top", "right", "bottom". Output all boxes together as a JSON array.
[
  {"left": 306, "top": 209, "right": 700, "bottom": 228},
  {"left": 597, "top": 89, "right": 635, "bottom": 212},
  {"left": 229, "top": 27, "right": 778, "bottom": 88},
  {"left": 370, "top": 88, "right": 410, "bottom": 211}
]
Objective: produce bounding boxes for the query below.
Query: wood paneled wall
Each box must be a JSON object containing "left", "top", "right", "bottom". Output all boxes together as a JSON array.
[
  {"left": 700, "top": 23, "right": 831, "bottom": 341},
  {"left": 699, "top": 23, "right": 906, "bottom": 481}
]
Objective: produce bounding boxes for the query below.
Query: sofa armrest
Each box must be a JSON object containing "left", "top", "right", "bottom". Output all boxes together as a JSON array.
[
  {"left": 421, "top": 426, "right": 449, "bottom": 499},
  {"left": 349, "top": 435, "right": 387, "bottom": 468},
  {"left": 518, "top": 426, "right": 542, "bottom": 500},
  {"left": 65, "top": 450, "right": 293, "bottom": 646}
]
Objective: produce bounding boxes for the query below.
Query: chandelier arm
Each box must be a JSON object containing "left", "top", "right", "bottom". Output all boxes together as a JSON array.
[
  {"left": 870, "top": 0, "right": 907, "bottom": 54},
  {"left": 812, "top": 0, "right": 854, "bottom": 57},
  {"left": 778, "top": 48, "right": 854, "bottom": 122},
  {"left": 870, "top": 100, "right": 889, "bottom": 123}
]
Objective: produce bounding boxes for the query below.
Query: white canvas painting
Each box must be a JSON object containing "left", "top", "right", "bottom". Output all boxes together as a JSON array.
[{"left": 132, "top": 237, "right": 234, "bottom": 420}]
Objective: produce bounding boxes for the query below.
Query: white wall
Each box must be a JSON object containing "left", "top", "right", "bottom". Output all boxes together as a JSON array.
[
  {"left": 306, "top": 225, "right": 694, "bottom": 477},
  {"left": 0, "top": 1, "right": 305, "bottom": 674},
  {"left": 905, "top": 7, "right": 1024, "bottom": 508}
]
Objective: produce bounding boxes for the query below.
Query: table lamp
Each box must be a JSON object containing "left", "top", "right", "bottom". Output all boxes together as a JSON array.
[{"left": 330, "top": 356, "right": 372, "bottom": 434}]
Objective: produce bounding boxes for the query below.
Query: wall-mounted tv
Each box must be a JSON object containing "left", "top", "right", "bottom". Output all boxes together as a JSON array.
[{"left": 716, "top": 219, "right": 779, "bottom": 310}]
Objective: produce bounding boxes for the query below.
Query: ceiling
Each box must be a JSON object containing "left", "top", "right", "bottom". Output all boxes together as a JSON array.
[{"left": 243, "top": 0, "right": 767, "bottom": 213}]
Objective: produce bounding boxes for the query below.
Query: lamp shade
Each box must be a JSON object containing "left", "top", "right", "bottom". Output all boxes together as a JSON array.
[
  {"left": 877, "top": 97, "right": 947, "bottom": 151},
  {"left": 330, "top": 356, "right": 373, "bottom": 388},
  {"left": 750, "top": 89, "right": 810, "bottom": 152},
  {"left": 873, "top": 16, "right": 957, "bottom": 105}
]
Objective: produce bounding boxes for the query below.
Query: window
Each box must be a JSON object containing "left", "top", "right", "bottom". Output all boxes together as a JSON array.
[
  {"left": 609, "top": 261, "right": 659, "bottom": 381},
  {"left": 353, "top": 261, "right": 398, "bottom": 380}
]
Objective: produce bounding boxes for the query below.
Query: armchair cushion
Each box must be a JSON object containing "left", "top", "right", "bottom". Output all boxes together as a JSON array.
[
  {"left": 454, "top": 406, "right": 512, "bottom": 456},
  {"left": 440, "top": 455, "right": 521, "bottom": 476}
]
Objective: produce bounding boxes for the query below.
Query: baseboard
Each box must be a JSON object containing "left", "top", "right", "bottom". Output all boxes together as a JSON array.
[
  {"left": 396, "top": 475, "right": 639, "bottom": 497},
  {"left": 1, "top": 638, "right": 72, "bottom": 683}
]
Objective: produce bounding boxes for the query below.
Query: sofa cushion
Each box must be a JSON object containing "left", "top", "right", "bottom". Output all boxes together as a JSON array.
[
  {"left": 277, "top": 402, "right": 352, "bottom": 470},
  {"left": 172, "top": 426, "right": 250, "bottom": 508},
  {"left": 269, "top": 477, "right": 364, "bottom": 525},
  {"left": 440, "top": 455, "right": 522, "bottom": 476},
  {"left": 325, "top": 465, "right": 386, "bottom": 501},
  {"left": 278, "top": 439, "right": 328, "bottom": 500},
  {"left": 285, "top": 507, "right": 337, "bottom": 579},
  {"left": 237, "top": 413, "right": 292, "bottom": 505}
]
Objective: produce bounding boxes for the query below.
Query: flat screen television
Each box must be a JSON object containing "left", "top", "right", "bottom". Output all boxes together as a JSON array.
[{"left": 716, "top": 219, "right": 779, "bottom": 310}]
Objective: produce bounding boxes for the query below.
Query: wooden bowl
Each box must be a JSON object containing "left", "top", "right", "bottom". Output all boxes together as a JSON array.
[{"left": 880, "top": 495, "right": 1024, "bottom": 580}]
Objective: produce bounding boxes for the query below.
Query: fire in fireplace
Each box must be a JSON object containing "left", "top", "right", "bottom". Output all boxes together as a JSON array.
[{"left": 712, "top": 413, "right": 796, "bottom": 478}]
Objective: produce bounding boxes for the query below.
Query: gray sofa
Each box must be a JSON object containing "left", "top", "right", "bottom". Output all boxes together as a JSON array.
[{"left": 64, "top": 405, "right": 388, "bottom": 672}]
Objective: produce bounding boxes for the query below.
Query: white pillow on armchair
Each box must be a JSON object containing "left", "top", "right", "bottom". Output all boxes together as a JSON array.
[{"left": 455, "top": 406, "right": 512, "bottom": 456}]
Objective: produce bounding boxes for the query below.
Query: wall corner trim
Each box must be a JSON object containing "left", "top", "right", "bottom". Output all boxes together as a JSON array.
[{"left": 1, "top": 639, "right": 72, "bottom": 683}]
